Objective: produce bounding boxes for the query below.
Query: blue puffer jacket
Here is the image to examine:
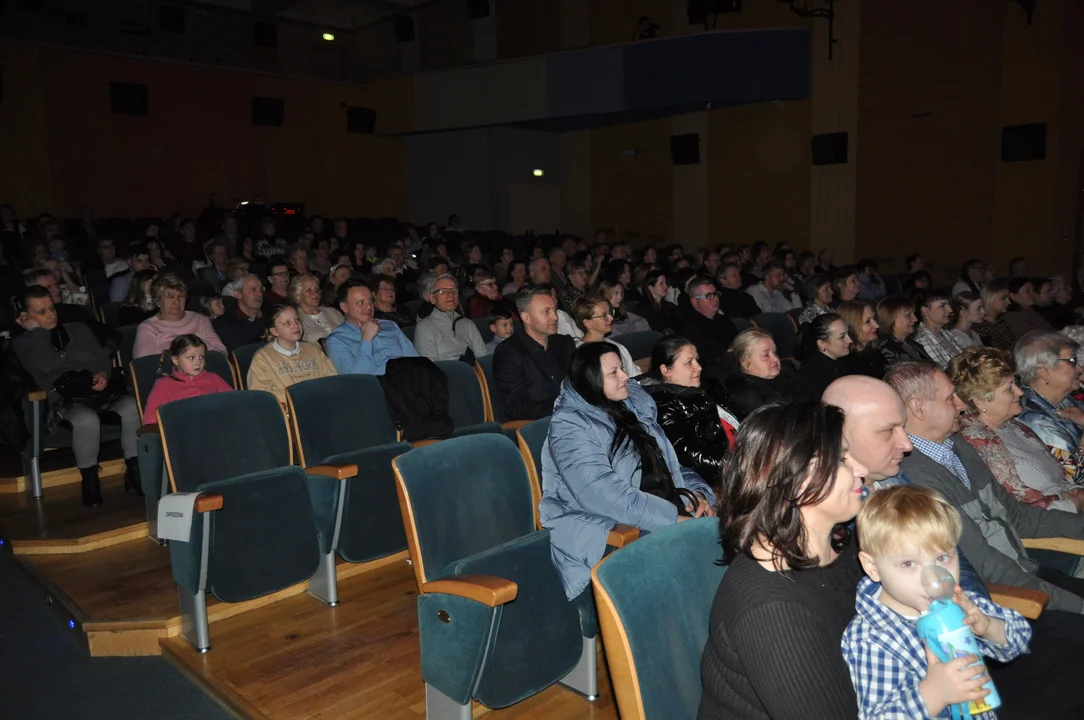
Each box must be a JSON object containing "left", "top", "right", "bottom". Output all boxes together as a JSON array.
[{"left": 540, "top": 378, "right": 716, "bottom": 599}]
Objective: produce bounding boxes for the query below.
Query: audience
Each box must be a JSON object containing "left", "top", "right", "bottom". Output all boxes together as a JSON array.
[
  {"left": 720, "top": 328, "right": 796, "bottom": 418},
  {"left": 289, "top": 274, "right": 344, "bottom": 345},
  {"left": 325, "top": 279, "right": 418, "bottom": 376},
  {"left": 264, "top": 260, "right": 291, "bottom": 305},
  {"left": 745, "top": 261, "right": 800, "bottom": 315},
  {"left": 1014, "top": 331, "right": 1084, "bottom": 482},
  {"left": 855, "top": 259, "right": 886, "bottom": 301},
  {"left": 679, "top": 276, "right": 738, "bottom": 381},
  {"left": 598, "top": 279, "right": 649, "bottom": 336},
  {"left": 117, "top": 268, "right": 159, "bottom": 326},
  {"left": 540, "top": 342, "right": 715, "bottom": 600},
  {"left": 700, "top": 400, "right": 864, "bottom": 720},
  {"left": 143, "top": 334, "right": 234, "bottom": 425},
  {"left": 1003, "top": 276, "right": 1054, "bottom": 340},
  {"left": 832, "top": 267, "right": 861, "bottom": 305},
  {"left": 413, "top": 272, "right": 489, "bottom": 362},
  {"left": 638, "top": 269, "right": 680, "bottom": 331},
  {"left": 502, "top": 260, "right": 527, "bottom": 296},
  {"left": 14, "top": 286, "right": 141, "bottom": 507},
  {"left": 573, "top": 295, "right": 640, "bottom": 378},
  {"left": 371, "top": 274, "right": 414, "bottom": 329},
  {"left": 492, "top": 285, "right": 576, "bottom": 421},
  {"left": 949, "top": 291, "right": 985, "bottom": 348},
  {"left": 486, "top": 305, "right": 515, "bottom": 354},
  {"left": 466, "top": 268, "right": 502, "bottom": 319},
  {"left": 953, "top": 258, "right": 987, "bottom": 298},
  {"left": 132, "top": 273, "right": 226, "bottom": 359},
  {"left": 197, "top": 240, "right": 230, "bottom": 291},
  {"left": 247, "top": 304, "right": 338, "bottom": 403},
  {"left": 213, "top": 274, "right": 265, "bottom": 353},
  {"left": 795, "top": 313, "right": 854, "bottom": 399},
  {"left": 640, "top": 336, "right": 737, "bottom": 484},
  {"left": 875, "top": 296, "right": 932, "bottom": 367},
  {"left": 910, "top": 288, "right": 964, "bottom": 369},
  {"left": 558, "top": 257, "right": 590, "bottom": 313},
  {"left": 714, "top": 262, "right": 761, "bottom": 319},
  {"left": 108, "top": 245, "right": 151, "bottom": 301},
  {"left": 886, "top": 362, "right": 1084, "bottom": 613},
  {"left": 797, "top": 273, "right": 833, "bottom": 325},
  {"left": 949, "top": 347, "right": 1084, "bottom": 512},
  {"left": 973, "top": 280, "right": 1014, "bottom": 351}
]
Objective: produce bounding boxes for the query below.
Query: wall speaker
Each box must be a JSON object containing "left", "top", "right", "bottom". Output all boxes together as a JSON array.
[
  {"left": 467, "top": 0, "right": 490, "bottom": 20},
  {"left": 1001, "top": 123, "right": 1047, "bottom": 162},
  {"left": 252, "top": 97, "right": 284, "bottom": 127},
  {"left": 110, "top": 83, "right": 148, "bottom": 116},
  {"left": 347, "top": 107, "right": 376, "bottom": 134},
  {"left": 670, "top": 133, "right": 700, "bottom": 166},
  {"left": 254, "top": 20, "right": 277, "bottom": 47},
  {"left": 811, "top": 132, "right": 848, "bottom": 165},
  {"left": 394, "top": 16, "right": 415, "bottom": 42}
]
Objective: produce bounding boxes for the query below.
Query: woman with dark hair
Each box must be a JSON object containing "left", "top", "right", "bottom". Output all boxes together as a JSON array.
[
  {"left": 874, "top": 295, "right": 931, "bottom": 368},
  {"left": 1002, "top": 276, "right": 1054, "bottom": 340},
  {"left": 539, "top": 342, "right": 716, "bottom": 600},
  {"left": 641, "top": 336, "right": 739, "bottom": 485},
  {"left": 795, "top": 313, "right": 853, "bottom": 399},
  {"left": 795, "top": 251, "right": 816, "bottom": 283},
  {"left": 638, "top": 269, "right": 680, "bottom": 332},
  {"left": 599, "top": 278, "right": 650, "bottom": 336},
  {"left": 699, "top": 400, "right": 868, "bottom": 720},
  {"left": 118, "top": 268, "right": 159, "bottom": 326},
  {"left": 949, "top": 291, "right": 985, "bottom": 349},
  {"left": 501, "top": 260, "right": 527, "bottom": 296},
  {"left": 573, "top": 295, "right": 640, "bottom": 378},
  {"left": 797, "top": 273, "right": 833, "bottom": 325},
  {"left": 952, "top": 258, "right": 986, "bottom": 298},
  {"left": 831, "top": 267, "right": 861, "bottom": 305}
]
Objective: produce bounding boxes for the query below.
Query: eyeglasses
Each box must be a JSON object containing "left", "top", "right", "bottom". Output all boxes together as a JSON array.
[
  {"left": 588, "top": 313, "right": 611, "bottom": 320},
  {"left": 692, "top": 292, "right": 720, "bottom": 300},
  {"left": 1057, "top": 357, "right": 1078, "bottom": 366},
  {"left": 432, "top": 288, "right": 459, "bottom": 296}
]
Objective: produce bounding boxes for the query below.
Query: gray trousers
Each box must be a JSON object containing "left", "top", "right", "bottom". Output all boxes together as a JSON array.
[{"left": 62, "top": 394, "right": 139, "bottom": 469}]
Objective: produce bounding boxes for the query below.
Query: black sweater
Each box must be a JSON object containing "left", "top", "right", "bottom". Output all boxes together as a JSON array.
[{"left": 698, "top": 541, "right": 862, "bottom": 720}]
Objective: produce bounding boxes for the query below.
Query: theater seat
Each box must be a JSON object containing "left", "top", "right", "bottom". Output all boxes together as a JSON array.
[
  {"left": 286, "top": 375, "right": 411, "bottom": 580},
  {"left": 393, "top": 434, "right": 598, "bottom": 718},
  {"left": 475, "top": 355, "right": 530, "bottom": 432},
  {"left": 435, "top": 360, "right": 502, "bottom": 438},
  {"left": 611, "top": 330, "right": 662, "bottom": 365},
  {"left": 158, "top": 391, "right": 331, "bottom": 651},
  {"left": 230, "top": 342, "right": 264, "bottom": 389},
  {"left": 130, "top": 351, "right": 235, "bottom": 539},
  {"left": 592, "top": 518, "right": 726, "bottom": 720}
]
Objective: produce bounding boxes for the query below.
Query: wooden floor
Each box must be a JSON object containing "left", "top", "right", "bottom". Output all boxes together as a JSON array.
[
  {"left": 0, "top": 470, "right": 147, "bottom": 553},
  {"left": 161, "top": 559, "right": 619, "bottom": 720},
  {"left": 0, "top": 445, "right": 124, "bottom": 494}
]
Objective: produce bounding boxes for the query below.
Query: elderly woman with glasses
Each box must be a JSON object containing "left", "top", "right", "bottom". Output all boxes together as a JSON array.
[
  {"left": 132, "top": 273, "right": 227, "bottom": 359},
  {"left": 949, "top": 347, "right": 1084, "bottom": 512},
  {"left": 1014, "top": 330, "right": 1084, "bottom": 487},
  {"left": 466, "top": 268, "right": 502, "bottom": 319}
]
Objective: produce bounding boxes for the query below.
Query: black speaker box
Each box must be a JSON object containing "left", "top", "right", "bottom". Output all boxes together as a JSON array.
[
  {"left": 394, "top": 16, "right": 415, "bottom": 42},
  {"left": 110, "top": 83, "right": 148, "bottom": 116},
  {"left": 1001, "top": 123, "right": 1047, "bottom": 162},
  {"left": 467, "top": 0, "right": 490, "bottom": 19},
  {"left": 811, "top": 132, "right": 848, "bottom": 165},
  {"left": 347, "top": 107, "right": 376, "bottom": 134},
  {"left": 670, "top": 134, "right": 700, "bottom": 166},
  {"left": 252, "top": 97, "right": 285, "bottom": 127}
]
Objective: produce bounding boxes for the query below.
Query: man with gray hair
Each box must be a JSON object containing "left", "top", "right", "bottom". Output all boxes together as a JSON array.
[
  {"left": 413, "top": 272, "right": 489, "bottom": 362},
  {"left": 886, "top": 361, "right": 1084, "bottom": 613},
  {"left": 213, "top": 273, "right": 265, "bottom": 353},
  {"left": 678, "top": 275, "right": 737, "bottom": 381},
  {"left": 493, "top": 284, "right": 576, "bottom": 421}
]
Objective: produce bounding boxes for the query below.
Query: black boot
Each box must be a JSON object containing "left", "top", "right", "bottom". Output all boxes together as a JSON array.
[
  {"left": 124, "top": 457, "right": 144, "bottom": 497},
  {"left": 80, "top": 466, "right": 103, "bottom": 507}
]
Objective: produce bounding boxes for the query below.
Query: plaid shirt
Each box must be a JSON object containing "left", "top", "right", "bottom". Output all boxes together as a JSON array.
[
  {"left": 913, "top": 324, "right": 964, "bottom": 369},
  {"left": 909, "top": 435, "right": 972, "bottom": 489},
  {"left": 842, "top": 577, "right": 1031, "bottom": 719}
]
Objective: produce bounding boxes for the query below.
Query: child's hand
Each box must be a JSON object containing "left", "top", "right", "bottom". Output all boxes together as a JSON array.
[
  {"left": 918, "top": 642, "right": 989, "bottom": 717},
  {"left": 952, "top": 585, "right": 990, "bottom": 637}
]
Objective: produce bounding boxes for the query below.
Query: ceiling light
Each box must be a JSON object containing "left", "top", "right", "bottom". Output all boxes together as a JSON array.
[
  {"left": 322, "top": 33, "right": 335, "bottom": 41},
  {"left": 532, "top": 169, "right": 544, "bottom": 177}
]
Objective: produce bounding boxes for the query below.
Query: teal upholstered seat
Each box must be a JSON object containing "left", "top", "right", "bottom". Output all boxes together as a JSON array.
[
  {"left": 434, "top": 360, "right": 502, "bottom": 438},
  {"left": 286, "top": 375, "right": 411, "bottom": 568},
  {"left": 610, "top": 330, "right": 663, "bottom": 363},
  {"left": 231, "top": 342, "right": 263, "bottom": 389},
  {"left": 591, "top": 518, "right": 727, "bottom": 720},
  {"left": 731, "top": 317, "right": 752, "bottom": 332},
  {"left": 158, "top": 391, "right": 326, "bottom": 652},
  {"left": 130, "top": 351, "right": 235, "bottom": 539},
  {"left": 393, "top": 434, "right": 597, "bottom": 719}
]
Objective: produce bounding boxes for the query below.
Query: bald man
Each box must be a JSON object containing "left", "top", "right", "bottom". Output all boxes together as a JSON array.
[{"left": 823, "top": 374, "right": 986, "bottom": 597}]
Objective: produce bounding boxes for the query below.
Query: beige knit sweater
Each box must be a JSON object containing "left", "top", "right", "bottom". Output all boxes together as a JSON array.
[{"left": 247, "top": 341, "right": 337, "bottom": 403}]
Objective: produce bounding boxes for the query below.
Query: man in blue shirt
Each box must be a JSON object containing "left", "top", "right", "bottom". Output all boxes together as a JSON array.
[{"left": 326, "top": 278, "right": 417, "bottom": 376}]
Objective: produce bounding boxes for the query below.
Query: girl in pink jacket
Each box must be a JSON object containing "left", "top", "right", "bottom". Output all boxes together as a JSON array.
[{"left": 143, "top": 334, "right": 234, "bottom": 424}]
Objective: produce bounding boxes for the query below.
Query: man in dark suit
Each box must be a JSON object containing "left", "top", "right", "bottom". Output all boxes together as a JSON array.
[{"left": 678, "top": 276, "right": 738, "bottom": 381}]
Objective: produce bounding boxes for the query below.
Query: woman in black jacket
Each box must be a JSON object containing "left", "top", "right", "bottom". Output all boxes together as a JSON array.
[
  {"left": 720, "top": 328, "right": 799, "bottom": 419},
  {"left": 795, "top": 313, "right": 853, "bottom": 399},
  {"left": 641, "top": 336, "right": 740, "bottom": 488}
]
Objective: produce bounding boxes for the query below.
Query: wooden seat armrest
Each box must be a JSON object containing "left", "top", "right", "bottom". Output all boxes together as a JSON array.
[
  {"left": 306, "top": 463, "right": 359, "bottom": 480},
  {"left": 606, "top": 524, "right": 640, "bottom": 548},
  {"left": 194, "top": 493, "right": 224, "bottom": 513},
  {"left": 1022, "top": 537, "right": 1084, "bottom": 556},
  {"left": 137, "top": 424, "right": 160, "bottom": 436},
  {"left": 421, "top": 575, "right": 518, "bottom": 607},
  {"left": 987, "top": 583, "right": 1049, "bottom": 620},
  {"left": 500, "top": 420, "right": 532, "bottom": 431},
  {"left": 27, "top": 389, "right": 48, "bottom": 402}
]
